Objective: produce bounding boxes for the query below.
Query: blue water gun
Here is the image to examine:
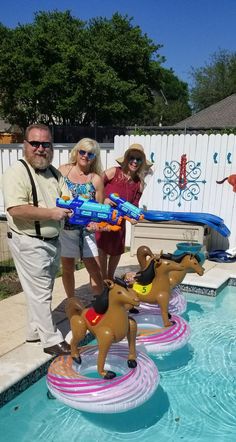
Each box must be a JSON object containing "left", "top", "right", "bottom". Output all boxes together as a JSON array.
[
  {"left": 56, "top": 196, "right": 123, "bottom": 231},
  {"left": 109, "top": 193, "right": 145, "bottom": 222}
]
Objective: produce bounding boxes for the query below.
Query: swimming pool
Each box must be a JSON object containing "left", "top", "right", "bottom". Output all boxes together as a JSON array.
[{"left": 0, "top": 286, "right": 236, "bottom": 441}]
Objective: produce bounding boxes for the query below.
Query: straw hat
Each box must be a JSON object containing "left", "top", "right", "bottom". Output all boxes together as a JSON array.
[{"left": 116, "top": 144, "right": 153, "bottom": 170}]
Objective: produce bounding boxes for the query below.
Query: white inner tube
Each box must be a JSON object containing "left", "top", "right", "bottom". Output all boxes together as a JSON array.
[
  {"left": 47, "top": 344, "right": 159, "bottom": 413},
  {"left": 138, "top": 287, "right": 187, "bottom": 315},
  {"left": 126, "top": 313, "right": 191, "bottom": 354}
]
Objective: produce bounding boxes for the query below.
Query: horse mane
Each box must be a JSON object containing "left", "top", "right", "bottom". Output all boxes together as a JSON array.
[
  {"left": 92, "top": 287, "right": 109, "bottom": 314},
  {"left": 91, "top": 277, "right": 128, "bottom": 314},
  {"left": 135, "top": 259, "right": 156, "bottom": 285},
  {"left": 114, "top": 276, "right": 128, "bottom": 288},
  {"left": 161, "top": 252, "right": 201, "bottom": 263}
]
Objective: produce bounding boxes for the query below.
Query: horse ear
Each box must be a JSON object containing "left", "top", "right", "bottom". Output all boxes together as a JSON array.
[
  {"left": 154, "top": 257, "right": 161, "bottom": 266},
  {"left": 104, "top": 279, "right": 114, "bottom": 289}
]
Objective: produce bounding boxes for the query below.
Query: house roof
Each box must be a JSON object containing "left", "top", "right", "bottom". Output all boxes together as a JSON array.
[{"left": 174, "top": 94, "right": 236, "bottom": 128}]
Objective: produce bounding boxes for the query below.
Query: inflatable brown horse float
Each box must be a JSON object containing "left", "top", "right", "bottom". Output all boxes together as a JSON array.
[
  {"left": 124, "top": 246, "right": 204, "bottom": 327},
  {"left": 65, "top": 278, "right": 140, "bottom": 379},
  {"left": 124, "top": 248, "right": 185, "bottom": 327},
  {"left": 136, "top": 246, "right": 205, "bottom": 289}
]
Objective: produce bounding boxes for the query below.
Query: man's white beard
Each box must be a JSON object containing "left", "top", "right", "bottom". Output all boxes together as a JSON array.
[{"left": 25, "top": 151, "right": 53, "bottom": 170}]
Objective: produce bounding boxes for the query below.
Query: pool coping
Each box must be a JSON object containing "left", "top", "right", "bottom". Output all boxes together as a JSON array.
[
  {"left": 180, "top": 277, "right": 236, "bottom": 296},
  {"left": 0, "top": 333, "right": 94, "bottom": 408}
]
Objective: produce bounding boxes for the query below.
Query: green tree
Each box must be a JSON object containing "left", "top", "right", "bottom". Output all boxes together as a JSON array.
[
  {"left": 190, "top": 49, "right": 236, "bottom": 112},
  {"left": 80, "top": 13, "right": 190, "bottom": 126},
  {"left": 0, "top": 10, "right": 190, "bottom": 129},
  {"left": 147, "top": 68, "right": 191, "bottom": 126},
  {"left": 0, "top": 10, "right": 86, "bottom": 127},
  {"left": 73, "top": 13, "right": 165, "bottom": 125}
]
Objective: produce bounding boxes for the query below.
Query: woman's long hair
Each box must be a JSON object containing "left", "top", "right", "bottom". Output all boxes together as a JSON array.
[
  {"left": 69, "top": 138, "right": 103, "bottom": 175},
  {"left": 121, "top": 155, "right": 153, "bottom": 188}
]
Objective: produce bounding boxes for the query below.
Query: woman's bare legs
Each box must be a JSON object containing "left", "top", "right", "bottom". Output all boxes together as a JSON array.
[
  {"left": 62, "top": 256, "right": 103, "bottom": 297},
  {"left": 98, "top": 249, "right": 121, "bottom": 280},
  {"left": 107, "top": 254, "right": 121, "bottom": 280},
  {"left": 61, "top": 257, "right": 76, "bottom": 298},
  {"left": 98, "top": 248, "right": 108, "bottom": 279},
  {"left": 83, "top": 256, "right": 104, "bottom": 295}
]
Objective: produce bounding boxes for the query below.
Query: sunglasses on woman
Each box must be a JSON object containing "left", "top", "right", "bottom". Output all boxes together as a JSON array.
[
  {"left": 79, "top": 149, "right": 96, "bottom": 160},
  {"left": 128, "top": 156, "right": 143, "bottom": 164}
]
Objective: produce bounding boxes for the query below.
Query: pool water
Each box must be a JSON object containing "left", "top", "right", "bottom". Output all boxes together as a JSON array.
[{"left": 1, "top": 286, "right": 236, "bottom": 442}]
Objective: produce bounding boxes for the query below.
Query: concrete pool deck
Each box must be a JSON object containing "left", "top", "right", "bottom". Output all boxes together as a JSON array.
[{"left": 0, "top": 252, "right": 236, "bottom": 395}]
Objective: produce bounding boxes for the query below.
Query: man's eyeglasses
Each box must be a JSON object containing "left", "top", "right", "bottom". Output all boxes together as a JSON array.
[
  {"left": 129, "top": 156, "right": 143, "bottom": 164},
  {"left": 26, "top": 140, "right": 52, "bottom": 149},
  {"left": 79, "top": 149, "right": 96, "bottom": 160}
]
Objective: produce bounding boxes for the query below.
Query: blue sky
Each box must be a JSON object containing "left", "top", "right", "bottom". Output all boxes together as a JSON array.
[{"left": 1, "top": 0, "right": 236, "bottom": 87}]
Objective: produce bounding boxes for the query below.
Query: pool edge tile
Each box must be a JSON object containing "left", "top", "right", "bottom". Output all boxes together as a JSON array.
[{"left": 0, "top": 332, "right": 94, "bottom": 408}]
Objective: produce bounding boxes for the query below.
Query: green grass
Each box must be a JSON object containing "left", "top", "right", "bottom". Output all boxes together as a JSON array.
[
  {"left": 0, "top": 270, "right": 22, "bottom": 300},
  {"left": 0, "top": 259, "right": 85, "bottom": 300},
  {"left": 0, "top": 248, "right": 130, "bottom": 300}
]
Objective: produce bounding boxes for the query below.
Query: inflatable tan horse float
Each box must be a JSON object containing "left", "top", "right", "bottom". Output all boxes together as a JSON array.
[
  {"left": 65, "top": 278, "right": 140, "bottom": 379},
  {"left": 124, "top": 246, "right": 204, "bottom": 326}
]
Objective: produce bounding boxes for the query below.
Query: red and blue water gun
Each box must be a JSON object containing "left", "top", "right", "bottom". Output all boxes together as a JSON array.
[
  {"left": 109, "top": 193, "right": 145, "bottom": 222},
  {"left": 56, "top": 196, "right": 122, "bottom": 231}
]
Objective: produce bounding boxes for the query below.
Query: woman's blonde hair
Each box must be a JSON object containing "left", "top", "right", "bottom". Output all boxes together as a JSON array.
[
  {"left": 116, "top": 144, "right": 153, "bottom": 188},
  {"left": 69, "top": 138, "right": 103, "bottom": 175},
  {"left": 121, "top": 155, "right": 146, "bottom": 188}
]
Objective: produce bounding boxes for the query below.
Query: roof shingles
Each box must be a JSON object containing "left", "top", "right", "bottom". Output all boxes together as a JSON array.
[{"left": 174, "top": 94, "right": 236, "bottom": 128}]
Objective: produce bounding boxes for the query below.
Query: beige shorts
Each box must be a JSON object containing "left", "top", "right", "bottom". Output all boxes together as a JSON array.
[{"left": 59, "top": 229, "right": 98, "bottom": 259}]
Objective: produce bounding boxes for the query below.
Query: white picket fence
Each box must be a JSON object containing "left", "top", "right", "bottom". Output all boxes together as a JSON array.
[
  {"left": 1, "top": 134, "right": 236, "bottom": 250},
  {"left": 0, "top": 142, "right": 113, "bottom": 212}
]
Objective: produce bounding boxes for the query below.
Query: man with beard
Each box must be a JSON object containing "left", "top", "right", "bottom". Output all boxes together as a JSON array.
[{"left": 2, "top": 124, "right": 72, "bottom": 356}]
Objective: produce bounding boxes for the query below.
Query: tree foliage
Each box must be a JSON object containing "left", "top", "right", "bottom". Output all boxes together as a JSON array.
[
  {"left": 0, "top": 11, "right": 86, "bottom": 127},
  {"left": 148, "top": 68, "right": 191, "bottom": 126},
  {"left": 0, "top": 10, "right": 190, "bottom": 129},
  {"left": 190, "top": 49, "right": 236, "bottom": 112}
]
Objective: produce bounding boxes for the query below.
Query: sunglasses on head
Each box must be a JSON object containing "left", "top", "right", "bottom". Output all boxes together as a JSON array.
[
  {"left": 79, "top": 149, "right": 96, "bottom": 160},
  {"left": 128, "top": 156, "right": 143, "bottom": 164},
  {"left": 26, "top": 140, "right": 52, "bottom": 149}
]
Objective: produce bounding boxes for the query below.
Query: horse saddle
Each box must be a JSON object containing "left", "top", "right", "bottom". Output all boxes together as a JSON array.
[{"left": 86, "top": 308, "right": 104, "bottom": 325}]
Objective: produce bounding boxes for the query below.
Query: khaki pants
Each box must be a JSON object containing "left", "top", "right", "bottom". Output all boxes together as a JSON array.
[{"left": 8, "top": 231, "right": 64, "bottom": 348}]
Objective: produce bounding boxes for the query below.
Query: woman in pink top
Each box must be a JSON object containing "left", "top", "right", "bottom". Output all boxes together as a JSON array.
[{"left": 96, "top": 143, "right": 152, "bottom": 280}]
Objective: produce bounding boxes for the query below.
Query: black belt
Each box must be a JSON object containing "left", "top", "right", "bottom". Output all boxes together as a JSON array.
[
  {"left": 28, "top": 235, "right": 59, "bottom": 242},
  {"left": 9, "top": 229, "right": 59, "bottom": 242}
]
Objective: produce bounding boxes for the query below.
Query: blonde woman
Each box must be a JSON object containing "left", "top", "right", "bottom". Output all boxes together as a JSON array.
[
  {"left": 59, "top": 138, "right": 104, "bottom": 298},
  {"left": 96, "top": 143, "right": 153, "bottom": 280}
]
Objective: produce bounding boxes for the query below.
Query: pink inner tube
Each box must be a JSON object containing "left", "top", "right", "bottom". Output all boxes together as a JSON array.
[
  {"left": 138, "top": 286, "right": 187, "bottom": 315},
  {"left": 46, "top": 344, "right": 159, "bottom": 413},
  {"left": 126, "top": 313, "right": 191, "bottom": 354}
]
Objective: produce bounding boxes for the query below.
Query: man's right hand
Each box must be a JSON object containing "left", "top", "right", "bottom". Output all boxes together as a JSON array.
[{"left": 50, "top": 208, "right": 72, "bottom": 221}]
